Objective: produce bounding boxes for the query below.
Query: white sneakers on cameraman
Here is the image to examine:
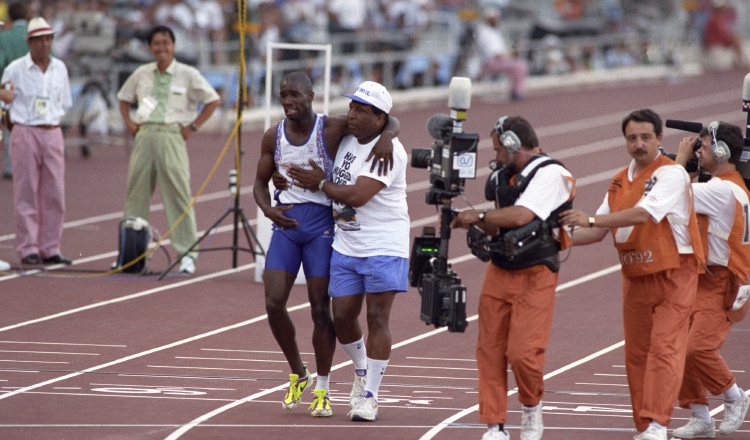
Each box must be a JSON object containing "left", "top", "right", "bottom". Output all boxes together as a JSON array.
[
  {"left": 179, "top": 256, "right": 195, "bottom": 274},
  {"left": 0, "top": 259, "right": 9, "bottom": 271},
  {"left": 720, "top": 392, "right": 750, "bottom": 434},
  {"left": 521, "top": 402, "right": 543, "bottom": 440},
  {"left": 634, "top": 424, "right": 667, "bottom": 440},
  {"left": 481, "top": 428, "right": 509, "bottom": 440},
  {"left": 672, "top": 417, "right": 715, "bottom": 438}
]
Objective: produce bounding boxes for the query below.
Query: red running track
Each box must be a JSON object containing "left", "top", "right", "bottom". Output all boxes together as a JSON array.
[{"left": 0, "top": 69, "right": 748, "bottom": 440}]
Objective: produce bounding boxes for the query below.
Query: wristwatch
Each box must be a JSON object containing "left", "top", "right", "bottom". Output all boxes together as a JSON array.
[
  {"left": 478, "top": 210, "right": 487, "bottom": 223},
  {"left": 189, "top": 123, "right": 199, "bottom": 132},
  {"left": 588, "top": 216, "right": 595, "bottom": 228}
]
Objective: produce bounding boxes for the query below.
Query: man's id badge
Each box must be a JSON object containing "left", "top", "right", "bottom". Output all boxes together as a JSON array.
[{"left": 34, "top": 97, "right": 50, "bottom": 118}]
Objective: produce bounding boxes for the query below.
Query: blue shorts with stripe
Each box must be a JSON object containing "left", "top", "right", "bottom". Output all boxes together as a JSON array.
[
  {"left": 264, "top": 203, "right": 334, "bottom": 278},
  {"left": 328, "top": 250, "right": 409, "bottom": 297}
]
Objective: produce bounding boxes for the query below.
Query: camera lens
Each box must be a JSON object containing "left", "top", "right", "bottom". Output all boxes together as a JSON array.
[{"left": 411, "top": 149, "right": 432, "bottom": 169}]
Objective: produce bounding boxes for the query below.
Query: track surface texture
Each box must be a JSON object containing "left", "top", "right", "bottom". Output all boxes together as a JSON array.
[{"left": 0, "top": 69, "right": 749, "bottom": 440}]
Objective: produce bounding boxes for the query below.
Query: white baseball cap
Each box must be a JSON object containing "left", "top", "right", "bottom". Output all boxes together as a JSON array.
[
  {"left": 25, "top": 17, "right": 56, "bottom": 40},
  {"left": 342, "top": 81, "right": 392, "bottom": 114}
]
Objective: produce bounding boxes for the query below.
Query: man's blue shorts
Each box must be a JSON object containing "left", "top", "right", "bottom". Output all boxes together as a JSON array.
[
  {"left": 265, "top": 203, "right": 334, "bottom": 278},
  {"left": 329, "top": 250, "right": 409, "bottom": 297}
]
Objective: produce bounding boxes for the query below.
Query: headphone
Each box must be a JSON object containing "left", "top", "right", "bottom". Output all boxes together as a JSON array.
[
  {"left": 494, "top": 116, "right": 522, "bottom": 152},
  {"left": 707, "top": 121, "right": 730, "bottom": 163}
]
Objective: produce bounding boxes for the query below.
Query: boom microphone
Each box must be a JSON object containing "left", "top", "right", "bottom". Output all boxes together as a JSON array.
[
  {"left": 448, "top": 77, "right": 471, "bottom": 133},
  {"left": 426, "top": 113, "right": 453, "bottom": 140},
  {"left": 665, "top": 119, "right": 703, "bottom": 134}
]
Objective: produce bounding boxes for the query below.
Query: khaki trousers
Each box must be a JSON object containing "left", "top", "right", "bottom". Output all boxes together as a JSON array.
[
  {"left": 124, "top": 124, "right": 198, "bottom": 259},
  {"left": 477, "top": 263, "right": 558, "bottom": 424}
]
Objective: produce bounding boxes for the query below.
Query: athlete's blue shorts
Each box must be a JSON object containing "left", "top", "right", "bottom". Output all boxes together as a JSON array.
[
  {"left": 265, "top": 203, "right": 334, "bottom": 278},
  {"left": 328, "top": 250, "right": 408, "bottom": 297}
]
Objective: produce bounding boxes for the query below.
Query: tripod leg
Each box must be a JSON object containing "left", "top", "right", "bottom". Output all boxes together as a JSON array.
[
  {"left": 158, "top": 208, "right": 233, "bottom": 280},
  {"left": 237, "top": 208, "right": 266, "bottom": 258}
]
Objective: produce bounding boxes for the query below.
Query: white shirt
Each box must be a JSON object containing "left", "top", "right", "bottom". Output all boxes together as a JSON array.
[
  {"left": 693, "top": 177, "right": 744, "bottom": 265},
  {"left": 1, "top": 53, "right": 72, "bottom": 125},
  {"left": 331, "top": 134, "right": 410, "bottom": 258},
  {"left": 515, "top": 162, "right": 574, "bottom": 220},
  {"left": 474, "top": 22, "right": 510, "bottom": 61}
]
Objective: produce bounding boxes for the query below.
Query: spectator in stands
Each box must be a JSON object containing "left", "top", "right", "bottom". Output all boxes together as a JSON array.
[
  {"left": 0, "top": 1, "right": 29, "bottom": 180},
  {"left": 474, "top": 6, "right": 528, "bottom": 100},
  {"left": 192, "top": 0, "right": 227, "bottom": 65},
  {"left": 529, "top": 0, "right": 602, "bottom": 40},
  {"left": 154, "top": 0, "right": 198, "bottom": 65},
  {"left": 703, "top": 0, "right": 750, "bottom": 70},
  {"left": 326, "top": 0, "right": 367, "bottom": 54}
]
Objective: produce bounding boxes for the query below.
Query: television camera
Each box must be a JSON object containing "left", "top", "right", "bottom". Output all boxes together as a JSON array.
[{"left": 409, "top": 77, "right": 478, "bottom": 333}]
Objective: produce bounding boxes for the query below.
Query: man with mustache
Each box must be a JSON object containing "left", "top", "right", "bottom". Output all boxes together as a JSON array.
[{"left": 559, "top": 109, "right": 704, "bottom": 440}]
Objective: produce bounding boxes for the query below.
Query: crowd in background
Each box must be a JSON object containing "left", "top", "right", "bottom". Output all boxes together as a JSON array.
[{"left": 1, "top": 0, "right": 749, "bottom": 112}]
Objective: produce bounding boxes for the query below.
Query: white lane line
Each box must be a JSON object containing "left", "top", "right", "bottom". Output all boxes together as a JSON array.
[
  {"left": 0, "top": 301, "right": 309, "bottom": 402},
  {"left": 147, "top": 366, "right": 283, "bottom": 373},
  {"left": 0, "top": 350, "right": 99, "bottom": 356},
  {"left": 0, "top": 341, "right": 126, "bottom": 347},
  {"left": 173, "top": 356, "right": 288, "bottom": 363},
  {"left": 0, "top": 264, "right": 256, "bottom": 333},
  {"left": 419, "top": 341, "right": 626, "bottom": 440},
  {"left": 163, "top": 263, "right": 624, "bottom": 439}
]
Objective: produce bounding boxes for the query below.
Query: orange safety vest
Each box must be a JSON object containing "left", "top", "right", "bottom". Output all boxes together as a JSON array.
[{"left": 607, "top": 154, "right": 704, "bottom": 277}]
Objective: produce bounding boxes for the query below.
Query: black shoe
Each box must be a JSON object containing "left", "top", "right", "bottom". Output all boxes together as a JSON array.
[
  {"left": 22, "top": 253, "right": 43, "bottom": 265},
  {"left": 42, "top": 254, "right": 72, "bottom": 265},
  {"left": 2, "top": 172, "right": 11, "bottom": 180}
]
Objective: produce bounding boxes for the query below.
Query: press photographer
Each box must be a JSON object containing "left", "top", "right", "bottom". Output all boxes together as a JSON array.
[{"left": 450, "top": 115, "right": 574, "bottom": 440}]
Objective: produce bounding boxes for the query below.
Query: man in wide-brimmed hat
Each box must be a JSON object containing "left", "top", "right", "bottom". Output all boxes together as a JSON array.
[{"left": 1, "top": 16, "right": 73, "bottom": 267}]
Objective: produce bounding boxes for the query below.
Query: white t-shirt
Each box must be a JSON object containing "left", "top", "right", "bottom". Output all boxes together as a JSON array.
[
  {"left": 596, "top": 159, "right": 694, "bottom": 252},
  {"left": 693, "top": 177, "right": 745, "bottom": 265},
  {"left": 331, "top": 134, "right": 410, "bottom": 258},
  {"left": 515, "top": 161, "right": 574, "bottom": 220}
]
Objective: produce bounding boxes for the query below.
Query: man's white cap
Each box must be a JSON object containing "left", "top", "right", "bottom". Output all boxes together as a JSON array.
[
  {"left": 342, "top": 81, "right": 392, "bottom": 114},
  {"left": 25, "top": 17, "right": 56, "bottom": 39}
]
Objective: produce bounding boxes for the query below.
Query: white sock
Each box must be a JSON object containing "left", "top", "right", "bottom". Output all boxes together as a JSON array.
[
  {"left": 724, "top": 384, "right": 743, "bottom": 402},
  {"left": 648, "top": 421, "right": 664, "bottom": 430},
  {"left": 340, "top": 337, "right": 367, "bottom": 370},
  {"left": 364, "top": 357, "right": 389, "bottom": 400},
  {"left": 690, "top": 403, "right": 711, "bottom": 421},
  {"left": 487, "top": 424, "right": 500, "bottom": 432},
  {"left": 315, "top": 375, "right": 329, "bottom": 393}
]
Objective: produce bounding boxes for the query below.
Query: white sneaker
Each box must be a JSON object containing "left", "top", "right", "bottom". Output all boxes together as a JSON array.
[
  {"left": 0, "top": 259, "right": 10, "bottom": 271},
  {"left": 178, "top": 256, "right": 195, "bottom": 274},
  {"left": 634, "top": 424, "right": 667, "bottom": 440},
  {"left": 481, "top": 429, "right": 510, "bottom": 440},
  {"left": 349, "top": 391, "right": 377, "bottom": 421},
  {"left": 720, "top": 392, "right": 750, "bottom": 434},
  {"left": 350, "top": 371, "right": 366, "bottom": 409},
  {"left": 672, "top": 417, "right": 715, "bottom": 438},
  {"left": 521, "top": 402, "right": 543, "bottom": 440}
]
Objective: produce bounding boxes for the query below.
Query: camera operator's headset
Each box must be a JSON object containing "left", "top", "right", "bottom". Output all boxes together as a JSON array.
[
  {"left": 495, "top": 116, "right": 522, "bottom": 152},
  {"left": 708, "top": 121, "right": 730, "bottom": 163}
]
